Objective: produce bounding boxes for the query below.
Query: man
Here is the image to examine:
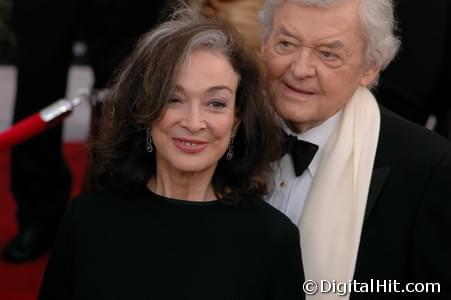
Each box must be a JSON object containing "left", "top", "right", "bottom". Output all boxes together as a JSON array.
[{"left": 261, "top": 0, "right": 451, "bottom": 299}]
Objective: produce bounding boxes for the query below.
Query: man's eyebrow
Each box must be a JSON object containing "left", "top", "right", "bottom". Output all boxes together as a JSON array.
[
  {"left": 278, "top": 26, "right": 345, "bottom": 49},
  {"left": 320, "top": 40, "right": 345, "bottom": 49},
  {"left": 278, "top": 26, "right": 299, "bottom": 40}
]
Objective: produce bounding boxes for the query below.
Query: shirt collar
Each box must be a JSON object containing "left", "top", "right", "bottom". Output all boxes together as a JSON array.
[{"left": 278, "top": 111, "right": 342, "bottom": 177}]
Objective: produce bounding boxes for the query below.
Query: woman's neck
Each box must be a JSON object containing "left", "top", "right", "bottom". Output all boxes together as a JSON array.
[{"left": 147, "top": 167, "right": 217, "bottom": 202}]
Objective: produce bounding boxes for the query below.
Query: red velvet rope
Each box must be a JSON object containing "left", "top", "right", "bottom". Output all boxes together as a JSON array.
[
  {"left": 0, "top": 113, "right": 66, "bottom": 149},
  {"left": 0, "top": 89, "right": 94, "bottom": 149}
]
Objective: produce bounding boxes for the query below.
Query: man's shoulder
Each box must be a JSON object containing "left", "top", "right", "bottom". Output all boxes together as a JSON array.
[{"left": 377, "top": 107, "right": 451, "bottom": 162}]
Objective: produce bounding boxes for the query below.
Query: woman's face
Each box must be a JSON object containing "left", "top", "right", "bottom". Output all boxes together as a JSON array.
[{"left": 151, "top": 49, "right": 239, "bottom": 176}]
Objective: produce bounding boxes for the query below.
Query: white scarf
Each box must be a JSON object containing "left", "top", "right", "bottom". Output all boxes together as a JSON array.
[{"left": 299, "top": 87, "right": 381, "bottom": 300}]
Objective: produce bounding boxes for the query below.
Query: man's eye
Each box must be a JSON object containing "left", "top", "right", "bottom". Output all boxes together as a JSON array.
[
  {"left": 319, "top": 51, "right": 338, "bottom": 61},
  {"left": 279, "top": 40, "right": 294, "bottom": 48},
  {"left": 316, "top": 50, "right": 345, "bottom": 68},
  {"left": 275, "top": 40, "right": 295, "bottom": 53},
  {"left": 280, "top": 41, "right": 292, "bottom": 48}
]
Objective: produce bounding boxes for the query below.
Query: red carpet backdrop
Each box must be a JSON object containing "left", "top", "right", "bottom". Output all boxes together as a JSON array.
[{"left": 0, "top": 143, "right": 88, "bottom": 300}]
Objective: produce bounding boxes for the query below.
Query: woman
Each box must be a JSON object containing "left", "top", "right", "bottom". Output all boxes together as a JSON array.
[{"left": 38, "top": 8, "right": 304, "bottom": 300}]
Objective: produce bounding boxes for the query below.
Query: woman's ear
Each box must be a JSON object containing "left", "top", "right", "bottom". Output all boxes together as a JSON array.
[{"left": 232, "top": 117, "right": 241, "bottom": 136}]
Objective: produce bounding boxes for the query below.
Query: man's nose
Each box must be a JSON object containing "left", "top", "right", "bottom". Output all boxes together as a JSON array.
[{"left": 290, "top": 47, "right": 316, "bottom": 79}]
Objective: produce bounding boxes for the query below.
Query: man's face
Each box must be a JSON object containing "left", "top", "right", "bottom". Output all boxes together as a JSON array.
[{"left": 262, "top": 0, "right": 379, "bottom": 133}]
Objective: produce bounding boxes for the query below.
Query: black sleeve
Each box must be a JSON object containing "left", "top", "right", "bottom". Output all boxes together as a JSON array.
[
  {"left": 38, "top": 197, "right": 81, "bottom": 300},
  {"left": 268, "top": 224, "right": 305, "bottom": 300},
  {"left": 411, "top": 149, "right": 451, "bottom": 299}
]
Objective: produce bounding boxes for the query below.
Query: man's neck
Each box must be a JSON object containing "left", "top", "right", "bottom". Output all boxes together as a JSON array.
[{"left": 280, "top": 110, "right": 343, "bottom": 176}]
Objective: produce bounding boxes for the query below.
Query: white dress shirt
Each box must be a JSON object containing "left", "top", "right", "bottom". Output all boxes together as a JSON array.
[{"left": 267, "top": 112, "right": 341, "bottom": 225}]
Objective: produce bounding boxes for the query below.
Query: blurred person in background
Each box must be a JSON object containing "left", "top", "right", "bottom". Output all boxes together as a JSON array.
[
  {"left": 0, "top": 0, "right": 16, "bottom": 63},
  {"left": 434, "top": 4, "right": 451, "bottom": 140},
  {"left": 375, "top": 0, "right": 451, "bottom": 140},
  {"left": 191, "top": 0, "right": 264, "bottom": 51},
  {"left": 3, "top": 0, "right": 169, "bottom": 263}
]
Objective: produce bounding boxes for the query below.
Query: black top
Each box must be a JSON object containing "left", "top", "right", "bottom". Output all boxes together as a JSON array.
[{"left": 38, "top": 187, "right": 304, "bottom": 300}]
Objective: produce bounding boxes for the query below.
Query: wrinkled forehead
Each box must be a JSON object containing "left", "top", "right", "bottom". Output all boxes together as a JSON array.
[
  {"left": 265, "top": 0, "right": 368, "bottom": 61},
  {"left": 271, "top": 0, "right": 363, "bottom": 37},
  {"left": 284, "top": 0, "right": 348, "bottom": 7},
  {"left": 261, "top": 0, "right": 361, "bottom": 36}
]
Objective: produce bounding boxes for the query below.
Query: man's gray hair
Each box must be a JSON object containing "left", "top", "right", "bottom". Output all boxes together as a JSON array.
[{"left": 259, "top": 0, "right": 401, "bottom": 70}]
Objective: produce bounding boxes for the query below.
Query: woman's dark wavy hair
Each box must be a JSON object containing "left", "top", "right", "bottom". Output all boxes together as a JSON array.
[{"left": 89, "top": 7, "right": 282, "bottom": 204}]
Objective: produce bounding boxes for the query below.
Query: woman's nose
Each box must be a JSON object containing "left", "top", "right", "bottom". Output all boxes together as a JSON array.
[{"left": 180, "top": 105, "right": 206, "bottom": 132}]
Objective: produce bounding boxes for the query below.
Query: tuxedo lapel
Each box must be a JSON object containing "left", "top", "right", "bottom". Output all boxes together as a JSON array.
[{"left": 364, "top": 166, "right": 390, "bottom": 222}]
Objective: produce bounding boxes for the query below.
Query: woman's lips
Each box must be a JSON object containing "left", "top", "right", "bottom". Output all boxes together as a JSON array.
[{"left": 173, "top": 137, "right": 208, "bottom": 153}]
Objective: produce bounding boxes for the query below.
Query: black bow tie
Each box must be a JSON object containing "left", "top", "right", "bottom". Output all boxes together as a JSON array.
[{"left": 283, "top": 133, "right": 319, "bottom": 177}]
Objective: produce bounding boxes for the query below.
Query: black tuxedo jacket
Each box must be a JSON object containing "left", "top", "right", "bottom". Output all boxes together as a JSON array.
[{"left": 352, "top": 108, "right": 451, "bottom": 299}]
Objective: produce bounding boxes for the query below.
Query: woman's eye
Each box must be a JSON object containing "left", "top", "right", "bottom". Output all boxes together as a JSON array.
[
  {"left": 208, "top": 100, "right": 226, "bottom": 109},
  {"left": 168, "top": 96, "right": 182, "bottom": 104}
]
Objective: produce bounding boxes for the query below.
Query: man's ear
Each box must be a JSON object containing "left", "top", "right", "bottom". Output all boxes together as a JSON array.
[{"left": 360, "top": 64, "right": 380, "bottom": 87}]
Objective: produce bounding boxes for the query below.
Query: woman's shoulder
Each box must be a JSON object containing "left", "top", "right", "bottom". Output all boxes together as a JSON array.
[
  {"left": 71, "top": 189, "right": 120, "bottom": 208},
  {"left": 63, "top": 188, "right": 148, "bottom": 231},
  {"left": 241, "top": 196, "right": 299, "bottom": 239},
  {"left": 68, "top": 188, "right": 142, "bottom": 217}
]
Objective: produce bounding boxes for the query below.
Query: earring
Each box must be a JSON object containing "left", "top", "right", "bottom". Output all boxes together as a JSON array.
[
  {"left": 146, "top": 128, "right": 153, "bottom": 153},
  {"left": 226, "top": 135, "right": 234, "bottom": 160}
]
